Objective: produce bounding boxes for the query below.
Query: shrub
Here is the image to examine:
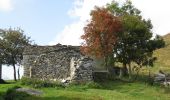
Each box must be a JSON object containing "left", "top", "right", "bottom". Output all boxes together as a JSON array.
[
  {"left": 67, "top": 81, "right": 102, "bottom": 91},
  {"left": 20, "top": 77, "right": 64, "bottom": 88},
  {"left": 93, "top": 71, "right": 109, "bottom": 82},
  {"left": 84, "top": 82, "right": 102, "bottom": 89}
]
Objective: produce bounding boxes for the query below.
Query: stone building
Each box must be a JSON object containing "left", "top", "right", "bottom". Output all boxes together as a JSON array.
[{"left": 22, "top": 44, "right": 94, "bottom": 82}]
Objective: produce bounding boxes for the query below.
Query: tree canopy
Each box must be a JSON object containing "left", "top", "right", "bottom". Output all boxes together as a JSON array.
[
  {"left": 81, "top": 7, "right": 122, "bottom": 69},
  {"left": 0, "top": 28, "right": 31, "bottom": 81},
  {"left": 81, "top": 1, "right": 165, "bottom": 79},
  {"left": 108, "top": 1, "right": 165, "bottom": 78}
]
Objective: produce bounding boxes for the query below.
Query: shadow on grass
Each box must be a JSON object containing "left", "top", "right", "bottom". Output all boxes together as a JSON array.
[
  {"left": 0, "top": 79, "right": 18, "bottom": 85},
  {"left": 0, "top": 79, "right": 8, "bottom": 84}
]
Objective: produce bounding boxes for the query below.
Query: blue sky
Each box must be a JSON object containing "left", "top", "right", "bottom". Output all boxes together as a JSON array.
[
  {"left": 0, "top": 0, "right": 75, "bottom": 45},
  {"left": 1, "top": 0, "right": 170, "bottom": 46},
  {"left": 1, "top": 0, "right": 170, "bottom": 80}
]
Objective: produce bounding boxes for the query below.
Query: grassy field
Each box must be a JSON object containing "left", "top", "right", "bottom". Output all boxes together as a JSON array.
[
  {"left": 0, "top": 80, "right": 170, "bottom": 100},
  {"left": 0, "top": 81, "right": 170, "bottom": 100}
]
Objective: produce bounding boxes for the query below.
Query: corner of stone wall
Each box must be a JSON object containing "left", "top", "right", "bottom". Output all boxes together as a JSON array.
[{"left": 70, "top": 56, "right": 94, "bottom": 83}]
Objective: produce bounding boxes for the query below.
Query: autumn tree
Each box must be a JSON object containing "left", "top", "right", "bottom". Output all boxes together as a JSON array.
[
  {"left": 1, "top": 28, "right": 31, "bottom": 81},
  {"left": 81, "top": 7, "right": 122, "bottom": 70}
]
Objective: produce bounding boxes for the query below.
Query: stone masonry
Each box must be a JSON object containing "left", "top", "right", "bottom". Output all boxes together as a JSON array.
[{"left": 22, "top": 44, "right": 93, "bottom": 82}]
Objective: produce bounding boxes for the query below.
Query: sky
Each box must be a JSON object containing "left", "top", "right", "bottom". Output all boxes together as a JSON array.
[{"left": 1, "top": 0, "right": 170, "bottom": 80}]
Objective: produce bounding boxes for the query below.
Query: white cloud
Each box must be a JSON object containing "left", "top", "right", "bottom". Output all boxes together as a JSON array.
[
  {"left": 49, "top": 21, "right": 84, "bottom": 46},
  {"left": 0, "top": 0, "right": 13, "bottom": 12},
  {"left": 49, "top": 0, "right": 113, "bottom": 46},
  {"left": 50, "top": 0, "right": 170, "bottom": 46},
  {"left": 131, "top": 0, "right": 170, "bottom": 35}
]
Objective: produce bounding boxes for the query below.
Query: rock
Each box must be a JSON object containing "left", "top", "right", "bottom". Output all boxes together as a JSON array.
[
  {"left": 154, "top": 73, "right": 166, "bottom": 82},
  {"left": 16, "top": 88, "right": 43, "bottom": 96},
  {"left": 61, "top": 79, "right": 69, "bottom": 83},
  {"left": 154, "top": 71, "right": 170, "bottom": 87},
  {"left": 163, "top": 81, "right": 170, "bottom": 86}
]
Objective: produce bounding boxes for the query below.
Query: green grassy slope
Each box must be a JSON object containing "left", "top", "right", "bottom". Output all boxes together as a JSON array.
[
  {"left": 153, "top": 33, "right": 170, "bottom": 73},
  {"left": 0, "top": 81, "right": 170, "bottom": 100}
]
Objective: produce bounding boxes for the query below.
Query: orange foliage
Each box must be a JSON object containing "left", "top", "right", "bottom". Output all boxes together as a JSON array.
[{"left": 81, "top": 7, "right": 122, "bottom": 58}]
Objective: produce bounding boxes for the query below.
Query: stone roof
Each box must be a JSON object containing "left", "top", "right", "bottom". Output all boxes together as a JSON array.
[{"left": 23, "top": 44, "right": 80, "bottom": 55}]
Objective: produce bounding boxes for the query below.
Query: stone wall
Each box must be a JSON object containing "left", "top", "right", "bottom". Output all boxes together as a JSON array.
[
  {"left": 22, "top": 44, "right": 93, "bottom": 82},
  {"left": 70, "top": 57, "right": 93, "bottom": 82}
]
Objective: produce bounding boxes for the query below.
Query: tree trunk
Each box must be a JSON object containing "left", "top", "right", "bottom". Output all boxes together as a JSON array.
[
  {"left": 0, "top": 64, "right": 2, "bottom": 80},
  {"left": 123, "top": 63, "right": 128, "bottom": 76},
  {"left": 12, "top": 63, "right": 17, "bottom": 81},
  {"left": 119, "top": 69, "right": 123, "bottom": 78},
  {"left": 17, "top": 66, "right": 20, "bottom": 80},
  {"left": 104, "top": 56, "right": 108, "bottom": 70},
  {"left": 134, "top": 68, "right": 140, "bottom": 81},
  {"left": 119, "top": 63, "right": 128, "bottom": 78},
  {"left": 128, "top": 63, "right": 132, "bottom": 80},
  {"left": 104, "top": 56, "right": 109, "bottom": 75}
]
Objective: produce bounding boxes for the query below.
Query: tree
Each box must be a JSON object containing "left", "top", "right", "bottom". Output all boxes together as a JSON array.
[
  {"left": 107, "top": 1, "right": 165, "bottom": 78},
  {"left": 0, "top": 39, "right": 3, "bottom": 80},
  {"left": 0, "top": 30, "right": 6, "bottom": 81},
  {"left": 1, "top": 28, "right": 31, "bottom": 81},
  {"left": 81, "top": 7, "right": 122, "bottom": 70}
]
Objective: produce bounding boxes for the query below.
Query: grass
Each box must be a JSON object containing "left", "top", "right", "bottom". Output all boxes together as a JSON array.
[
  {"left": 152, "top": 33, "right": 170, "bottom": 73},
  {"left": 0, "top": 80, "right": 170, "bottom": 100}
]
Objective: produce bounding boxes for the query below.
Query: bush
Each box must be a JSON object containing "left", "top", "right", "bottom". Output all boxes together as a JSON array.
[
  {"left": 93, "top": 71, "right": 109, "bottom": 82},
  {"left": 84, "top": 82, "right": 102, "bottom": 89},
  {"left": 67, "top": 81, "right": 102, "bottom": 91},
  {"left": 20, "top": 77, "right": 64, "bottom": 88}
]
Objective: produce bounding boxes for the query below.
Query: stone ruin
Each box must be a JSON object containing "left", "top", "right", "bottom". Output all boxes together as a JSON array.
[{"left": 22, "top": 44, "right": 94, "bottom": 83}]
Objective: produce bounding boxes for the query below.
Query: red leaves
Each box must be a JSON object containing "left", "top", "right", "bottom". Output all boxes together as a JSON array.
[{"left": 81, "top": 7, "right": 122, "bottom": 58}]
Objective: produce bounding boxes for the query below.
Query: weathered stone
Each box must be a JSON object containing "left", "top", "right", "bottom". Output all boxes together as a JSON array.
[
  {"left": 16, "top": 88, "right": 43, "bottom": 96},
  {"left": 154, "top": 71, "right": 170, "bottom": 87},
  {"left": 22, "top": 44, "right": 94, "bottom": 83}
]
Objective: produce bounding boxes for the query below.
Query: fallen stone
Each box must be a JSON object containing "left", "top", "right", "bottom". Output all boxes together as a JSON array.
[{"left": 16, "top": 88, "right": 43, "bottom": 96}]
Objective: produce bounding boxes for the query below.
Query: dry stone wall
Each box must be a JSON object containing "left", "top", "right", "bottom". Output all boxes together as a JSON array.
[
  {"left": 22, "top": 44, "right": 93, "bottom": 82},
  {"left": 70, "top": 57, "right": 93, "bottom": 82}
]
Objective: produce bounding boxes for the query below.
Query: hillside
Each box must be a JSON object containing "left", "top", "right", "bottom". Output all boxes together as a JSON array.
[{"left": 153, "top": 33, "right": 170, "bottom": 73}]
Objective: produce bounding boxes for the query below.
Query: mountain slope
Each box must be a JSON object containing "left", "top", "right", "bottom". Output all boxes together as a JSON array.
[{"left": 153, "top": 33, "right": 170, "bottom": 73}]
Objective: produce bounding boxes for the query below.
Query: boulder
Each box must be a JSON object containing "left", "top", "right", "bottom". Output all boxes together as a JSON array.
[{"left": 154, "top": 71, "right": 170, "bottom": 86}]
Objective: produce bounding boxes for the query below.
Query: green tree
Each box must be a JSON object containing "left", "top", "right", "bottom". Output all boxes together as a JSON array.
[
  {"left": 107, "top": 1, "right": 165, "bottom": 78},
  {"left": 0, "top": 39, "right": 3, "bottom": 80},
  {"left": 0, "top": 30, "right": 6, "bottom": 81},
  {"left": 1, "top": 28, "right": 31, "bottom": 81}
]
